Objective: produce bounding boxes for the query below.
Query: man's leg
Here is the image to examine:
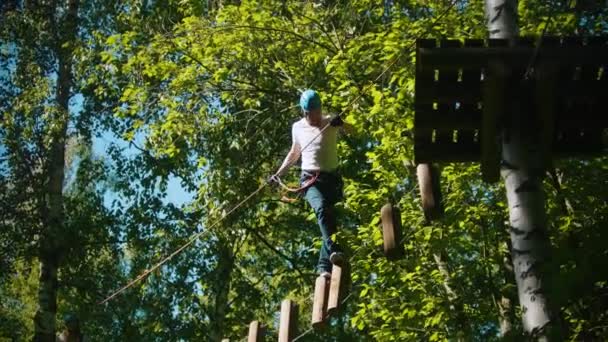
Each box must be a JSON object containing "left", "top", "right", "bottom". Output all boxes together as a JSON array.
[{"left": 303, "top": 184, "right": 340, "bottom": 274}]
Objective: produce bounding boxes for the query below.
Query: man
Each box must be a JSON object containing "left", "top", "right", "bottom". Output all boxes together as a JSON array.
[{"left": 270, "top": 89, "right": 352, "bottom": 279}]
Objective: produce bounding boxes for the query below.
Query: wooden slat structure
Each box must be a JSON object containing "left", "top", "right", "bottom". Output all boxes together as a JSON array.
[{"left": 414, "top": 36, "right": 608, "bottom": 181}]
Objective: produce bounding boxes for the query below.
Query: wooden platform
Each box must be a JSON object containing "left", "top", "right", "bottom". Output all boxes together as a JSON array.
[{"left": 414, "top": 36, "right": 608, "bottom": 170}]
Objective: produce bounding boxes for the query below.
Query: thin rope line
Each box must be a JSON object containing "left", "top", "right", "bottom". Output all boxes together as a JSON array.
[
  {"left": 292, "top": 327, "right": 315, "bottom": 342},
  {"left": 99, "top": 183, "right": 267, "bottom": 304}
]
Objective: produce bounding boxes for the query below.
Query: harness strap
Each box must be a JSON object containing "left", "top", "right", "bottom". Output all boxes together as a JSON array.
[{"left": 276, "top": 171, "right": 319, "bottom": 193}]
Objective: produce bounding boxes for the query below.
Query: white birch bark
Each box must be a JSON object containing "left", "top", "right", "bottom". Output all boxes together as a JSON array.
[{"left": 485, "top": 0, "right": 559, "bottom": 339}]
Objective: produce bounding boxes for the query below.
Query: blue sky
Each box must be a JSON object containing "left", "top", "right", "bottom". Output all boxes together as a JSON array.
[{"left": 92, "top": 129, "right": 195, "bottom": 209}]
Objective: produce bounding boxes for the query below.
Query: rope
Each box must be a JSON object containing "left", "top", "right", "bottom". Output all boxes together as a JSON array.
[
  {"left": 291, "top": 327, "right": 315, "bottom": 342},
  {"left": 99, "top": 183, "right": 267, "bottom": 304}
]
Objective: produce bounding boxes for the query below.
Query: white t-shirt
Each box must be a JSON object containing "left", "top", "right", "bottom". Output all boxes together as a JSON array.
[{"left": 283, "top": 116, "right": 339, "bottom": 172}]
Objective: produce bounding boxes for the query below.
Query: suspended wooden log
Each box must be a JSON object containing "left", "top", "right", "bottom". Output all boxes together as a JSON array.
[
  {"left": 248, "top": 321, "right": 264, "bottom": 342},
  {"left": 327, "top": 264, "right": 344, "bottom": 315},
  {"left": 311, "top": 275, "right": 328, "bottom": 329},
  {"left": 221, "top": 339, "right": 230, "bottom": 342},
  {"left": 416, "top": 164, "right": 444, "bottom": 220},
  {"left": 279, "top": 299, "right": 298, "bottom": 342},
  {"left": 380, "top": 203, "right": 404, "bottom": 260}
]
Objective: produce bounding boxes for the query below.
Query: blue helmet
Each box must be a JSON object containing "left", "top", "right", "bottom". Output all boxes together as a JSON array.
[{"left": 299, "top": 89, "right": 321, "bottom": 112}]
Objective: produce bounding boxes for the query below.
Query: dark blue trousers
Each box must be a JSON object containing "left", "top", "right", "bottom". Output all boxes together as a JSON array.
[{"left": 301, "top": 171, "right": 343, "bottom": 273}]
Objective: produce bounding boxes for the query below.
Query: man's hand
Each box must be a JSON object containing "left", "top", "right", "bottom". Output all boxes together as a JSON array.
[
  {"left": 329, "top": 115, "right": 344, "bottom": 127},
  {"left": 267, "top": 174, "right": 280, "bottom": 185}
]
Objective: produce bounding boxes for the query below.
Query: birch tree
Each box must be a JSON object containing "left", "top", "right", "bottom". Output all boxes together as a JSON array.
[{"left": 486, "top": 0, "right": 560, "bottom": 339}]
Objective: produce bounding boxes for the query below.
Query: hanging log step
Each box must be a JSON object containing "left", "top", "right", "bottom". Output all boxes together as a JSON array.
[
  {"left": 327, "top": 264, "right": 350, "bottom": 315},
  {"left": 279, "top": 299, "right": 298, "bottom": 342},
  {"left": 247, "top": 321, "right": 264, "bottom": 342},
  {"left": 311, "top": 275, "right": 329, "bottom": 329},
  {"left": 416, "top": 164, "right": 444, "bottom": 220},
  {"left": 380, "top": 203, "right": 404, "bottom": 260}
]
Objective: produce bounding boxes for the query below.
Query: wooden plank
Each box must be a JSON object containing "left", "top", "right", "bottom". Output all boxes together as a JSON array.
[
  {"left": 415, "top": 108, "right": 481, "bottom": 130},
  {"left": 311, "top": 276, "right": 328, "bottom": 329},
  {"left": 558, "top": 37, "right": 585, "bottom": 147},
  {"left": 380, "top": 203, "right": 404, "bottom": 260},
  {"left": 418, "top": 45, "right": 608, "bottom": 71},
  {"left": 481, "top": 60, "right": 508, "bottom": 182},
  {"left": 559, "top": 37, "right": 605, "bottom": 152},
  {"left": 415, "top": 39, "right": 437, "bottom": 163},
  {"left": 555, "top": 115, "right": 608, "bottom": 129},
  {"left": 559, "top": 81, "right": 608, "bottom": 98},
  {"left": 578, "top": 37, "right": 605, "bottom": 149},
  {"left": 416, "top": 81, "right": 481, "bottom": 104},
  {"left": 459, "top": 39, "right": 484, "bottom": 145},
  {"left": 248, "top": 321, "right": 263, "bottom": 342},
  {"left": 416, "top": 143, "right": 480, "bottom": 163},
  {"left": 416, "top": 164, "right": 443, "bottom": 221},
  {"left": 554, "top": 129, "right": 605, "bottom": 155},
  {"left": 535, "top": 62, "right": 558, "bottom": 170},
  {"left": 435, "top": 39, "right": 461, "bottom": 146},
  {"left": 327, "top": 264, "right": 343, "bottom": 315},
  {"left": 279, "top": 299, "right": 298, "bottom": 342},
  {"left": 534, "top": 36, "right": 561, "bottom": 170}
]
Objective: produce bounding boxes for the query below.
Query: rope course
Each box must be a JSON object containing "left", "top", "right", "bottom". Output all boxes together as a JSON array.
[{"left": 99, "top": 5, "right": 461, "bottom": 335}]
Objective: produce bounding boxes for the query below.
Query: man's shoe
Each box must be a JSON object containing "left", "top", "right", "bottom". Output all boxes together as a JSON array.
[{"left": 329, "top": 252, "right": 345, "bottom": 266}]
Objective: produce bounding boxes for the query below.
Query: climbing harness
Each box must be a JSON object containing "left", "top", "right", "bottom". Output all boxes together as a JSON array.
[{"left": 276, "top": 171, "right": 319, "bottom": 203}]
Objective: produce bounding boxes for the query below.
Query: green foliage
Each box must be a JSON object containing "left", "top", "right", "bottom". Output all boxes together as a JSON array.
[{"left": 2, "top": 0, "right": 608, "bottom": 341}]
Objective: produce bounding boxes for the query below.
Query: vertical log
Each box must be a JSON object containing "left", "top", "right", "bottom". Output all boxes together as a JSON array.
[
  {"left": 327, "top": 264, "right": 343, "bottom": 315},
  {"left": 380, "top": 203, "right": 404, "bottom": 260},
  {"left": 481, "top": 60, "right": 508, "bottom": 183},
  {"left": 416, "top": 164, "right": 444, "bottom": 220},
  {"left": 279, "top": 299, "right": 298, "bottom": 342},
  {"left": 311, "top": 276, "right": 328, "bottom": 329},
  {"left": 248, "top": 321, "right": 263, "bottom": 342},
  {"left": 209, "top": 241, "right": 235, "bottom": 342},
  {"left": 535, "top": 62, "right": 558, "bottom": 170}
]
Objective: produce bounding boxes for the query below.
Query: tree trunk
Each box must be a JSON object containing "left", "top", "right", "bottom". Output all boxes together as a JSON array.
[
  {"left": 433, "top": 251, "right": 467, "bottom": 340},
  {"left": 485, "top": 0, "right": 560, "bottom": 339},
  {"left": 33, "top": 0, "right": 79, "bottom": 340},
  {"left": 433, "top": 252, "right": 458, "bottom": 301},
  {"left": 208, "top": 240, "right": 235, "bottom": 342}
]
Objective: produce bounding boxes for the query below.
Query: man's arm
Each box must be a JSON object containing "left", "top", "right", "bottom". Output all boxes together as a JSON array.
[{"left": 274, "top": 140, "right": 301, "bottom": 177}]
